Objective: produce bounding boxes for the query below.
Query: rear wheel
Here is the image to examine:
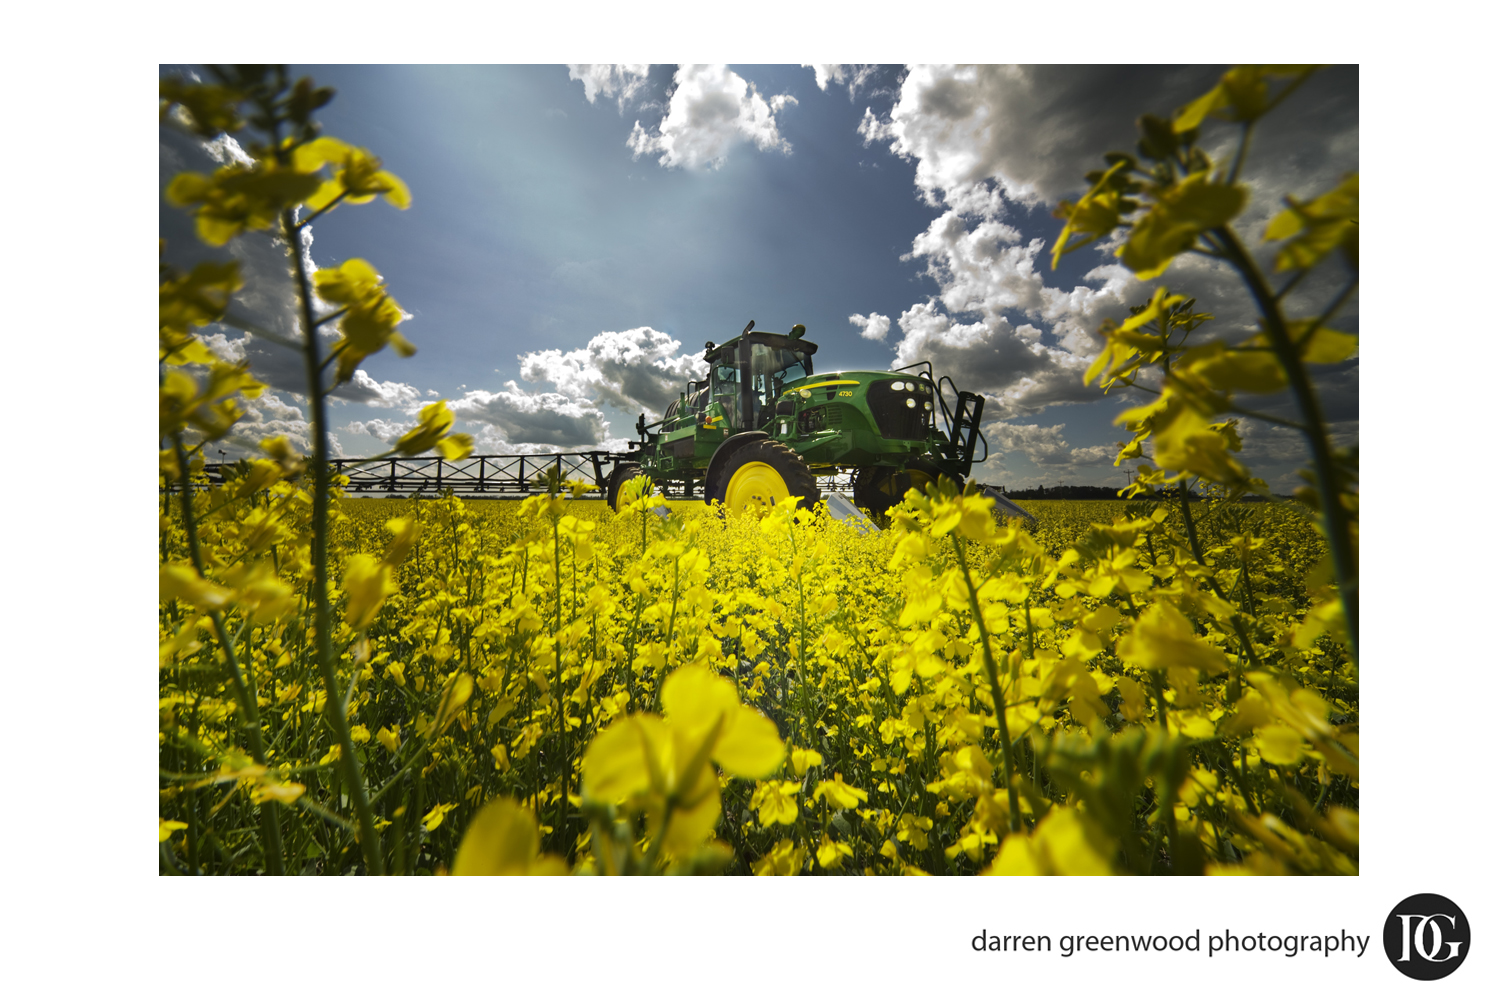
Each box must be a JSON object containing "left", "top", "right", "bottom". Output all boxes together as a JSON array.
[
  {"left": 852, "top": 461, "right": 954, "bottom": 517},
  {"left": 605, "top": 462, "right": 643, "bottom": 513},
  {"left": 707, "top": 440, "right": 820, "bottom": 514}
]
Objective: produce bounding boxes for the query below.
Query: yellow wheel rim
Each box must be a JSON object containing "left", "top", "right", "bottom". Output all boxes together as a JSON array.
[{"left": 725, "top": 461, "right": 790, "bottom": 513}]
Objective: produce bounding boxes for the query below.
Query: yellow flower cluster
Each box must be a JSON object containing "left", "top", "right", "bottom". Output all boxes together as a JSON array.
[{"left": 160, "top": 477, "right": 1355, "bottom": 876}]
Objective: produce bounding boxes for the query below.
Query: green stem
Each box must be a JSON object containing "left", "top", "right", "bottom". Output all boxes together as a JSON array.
[
  {"left": 282, "top": 207, "right": 384, "bottom": 875},
  {"left": 1214, "top": 226, "right": 1357, "bottom": 664},
  {"left": 171, "top": 433, "right": 285, "bottom": 875},
  {"left": 951, "top": 537, "right": 1021, "bottom": 833}
]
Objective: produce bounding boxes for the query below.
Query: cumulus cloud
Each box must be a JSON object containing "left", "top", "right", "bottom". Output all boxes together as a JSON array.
[
  {"left": 201, "top": 331, "right": 248, "bottom": 364},
  {"left": 518, "top": 326, "right": 707, "bottom": 419},
  {"left": 891, "top": 301, "right": 1097, "bottom": 420},
  {"left": 345, "top": 417, "right": 412, "bottom": 444},
  {"left": 216, "top": 390, "right": 343, "bottom": 460},
  {"left": 628, "top": 65, "right": 796, "bottom": 170},
  {"left": 867, "top": 63, "right": 1358, "bottom": 456},
  {"left": 340, "top": 370, "right": 424, "bottom": 409},
  {"left": 449, "top": 383, "right": 609, "bottom": 448},
  {"left": 804, "top": 64, "right": 879, "bottom": 99},
  {"left": 567, "top": 64, "right": 652, "bottom": 110},
  {"left": 848, "top": 312, "right": 891, "bottom": 341},
  {"left": 862, "top": 64, "right": 1226, "bottom": 211},
  {"left": 986, "top": 422, "right": 1117, "bottom": 469}
]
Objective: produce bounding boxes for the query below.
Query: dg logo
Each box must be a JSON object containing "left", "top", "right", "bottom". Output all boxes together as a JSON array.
[{"left": 1383, "top": 893, "right": 1470, "bottom": 981}]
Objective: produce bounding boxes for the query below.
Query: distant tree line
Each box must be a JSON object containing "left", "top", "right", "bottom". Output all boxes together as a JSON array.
[{"left": 994, "top": 483, "right": 1290, "bottom": 502}]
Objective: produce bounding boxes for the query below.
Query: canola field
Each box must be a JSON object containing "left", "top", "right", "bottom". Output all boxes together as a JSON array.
[
  {"left": 158, "top": 484, "right": 1357, "bottom": 875},
  {"left": 158, "top": 64, "right": 1358, "bottom": 878}
]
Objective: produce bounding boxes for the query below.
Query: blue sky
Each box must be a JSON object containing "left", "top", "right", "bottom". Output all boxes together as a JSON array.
[{"left": 159, "top": 64, "right": 1358, "bottom": 492}]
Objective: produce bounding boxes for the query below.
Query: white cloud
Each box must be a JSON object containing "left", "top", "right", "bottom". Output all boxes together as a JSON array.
[
  {"left": 891, "top": 300, "right": 1099, "bottom": 421},
  {"left": 201, "top": 331, "right": 247, "bottom": 363},
  {"left": 863, "top": 65, "right": 1227, "bottom": 211},
  {"left": 906, "top": 212, "right": 1044, "bottom": 319},
  {"left": 217, "top": 390, "right": 343, "bottom": 460},
  {"left": 868, "top": 64, "right": 1360, "bottom": 437},
  {"left": 341, "top": 370, "right": 424, "bottom": 409},
  {"left": 804, "top": 64, "right": 878, "bottom": 99},
  {"left": 628, "top": 65, "right": 796, "bottom": 170},
  {"left": 449, "top": 382, "right": 609, "bottom": 448},
  {"left": 848, "top": 312, "right": 891, "bottom": 342},
  {"left": 346, "top": 417, "right": 412, "bottom": 444},
  {"left": 567, "top": 64, "right": 651, "bottom": 110},
  {"left": 202, "top": 133, "right": 254, "bottom": 167},
  {"left": 518, "top": 326, "right": 707, "bottom": 419},
  {"left": 986, "top": 422, "right": 1117, "bottom": 469}
]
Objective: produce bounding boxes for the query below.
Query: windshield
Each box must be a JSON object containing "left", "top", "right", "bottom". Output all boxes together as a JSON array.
[
  {"left": 708, "top": 339, "right": 815, "bottom": 430},
  {"left": 748, "top": 343, "right": 812, "bottom": 398}
]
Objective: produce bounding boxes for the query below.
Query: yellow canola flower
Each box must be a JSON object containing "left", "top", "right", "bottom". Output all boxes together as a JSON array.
[
  {"left": 751, "top": 781, "right": 802, "bottom": 826},
  {"left": 376, "top": 726, "right": 400, "bottom": 753},
  {"left": 928, "top": 491, "right": 998, "bottom": 542},
  {"left": 159, "top": 563, "right": 231, "bottom": 612},
  {"left": 789, "top": 747, "right": 823, "bottom": 777},
  {"left": 582, "top": 665, "right": 784, "bottom": 856},
  {"left": 383, "top": 516, "right": 420, "bottom": 566},
  {"left": 159, "top": 818, "right": 188, "bottom": 842},
  {"left": 394, "top": 400, "right": 473, "bottom": 459},
  {"left": 425, "top": 672, "right": 474, "bottom": 739},
  {"left": 752, "top": 837, "right": 806, "bottom": 876},
  {"left": 422, "top": 802, "right": 457, "bottom": 832},
  {"left": 816, "top": 834, "right": 854, "bottom": 871},
  {"left": 813, "top": 773, "right": 869, "bottom": 810},
  {"left": 1115, "top": 600, "right": 1228, "bottom": 675},
  {"left": 451, "top": 797, "right": 567, "bottom": 875},
  {"left": 252, "top": 781, "right": 306, "bottom": 806},
  {"left": 983, "top": 808, "right": 1116, "bottom": 875},
  {"left": 342, "top": 553, "right": 397, "bottom": 629}
]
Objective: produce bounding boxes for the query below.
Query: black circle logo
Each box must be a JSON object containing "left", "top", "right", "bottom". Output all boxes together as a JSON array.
[{"left": 1384, "top": 893, "right": 1469, "bottom": 980}]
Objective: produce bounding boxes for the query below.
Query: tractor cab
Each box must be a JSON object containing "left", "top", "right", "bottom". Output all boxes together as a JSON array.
[{"left": 704, "top": 324, "right": 817, "bottom": 432}]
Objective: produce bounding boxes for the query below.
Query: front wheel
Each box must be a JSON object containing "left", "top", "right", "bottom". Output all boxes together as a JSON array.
[
  {"left": 706, "top": 440, "right": 820, "bottom": 514},
  {"left": 605, "top": 462, "right": 644, "bottom": 513},
  {"left": 852, "top": 461, "right": 955, "bottom": 517}
]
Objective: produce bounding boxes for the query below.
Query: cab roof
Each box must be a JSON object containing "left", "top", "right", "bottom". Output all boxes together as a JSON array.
[{"left": 704, "top": 330, "right": 818, "bottom": 361}]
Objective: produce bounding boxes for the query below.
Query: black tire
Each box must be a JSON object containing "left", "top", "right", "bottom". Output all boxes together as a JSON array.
[
  {"left": 852, "top": 460, "right": 957, "bottom": 517},
  {"left": 605, "top": 462, "right": 642, "bottom": 513},
  {"left": 706, "top": 439, "right": 820, "bottom": 513}
]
